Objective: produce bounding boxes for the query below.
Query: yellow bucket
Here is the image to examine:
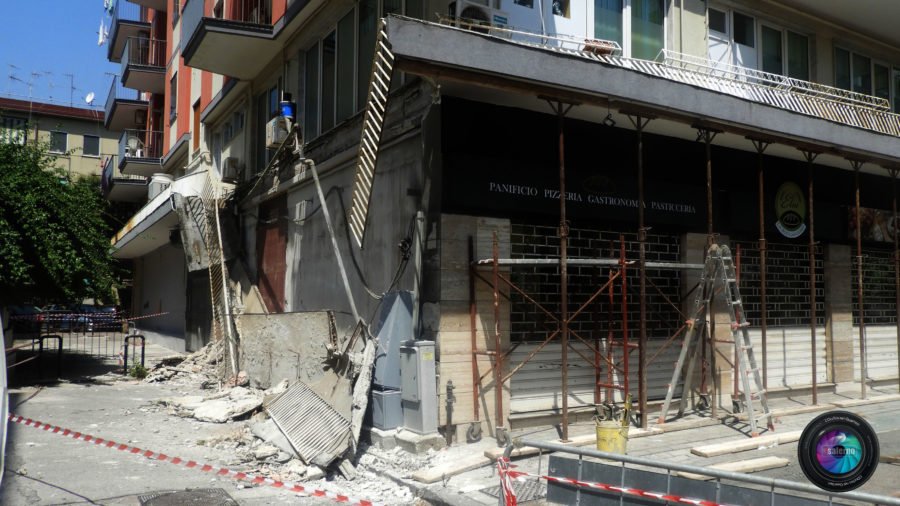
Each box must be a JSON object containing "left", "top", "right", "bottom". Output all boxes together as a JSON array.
[{"left": 595, "top": 421, "right": 628, "bottom": 453}]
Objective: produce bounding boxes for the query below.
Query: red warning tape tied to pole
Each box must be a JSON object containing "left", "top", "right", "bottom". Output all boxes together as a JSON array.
[
  {"left": 8, "top": 414, "right": 385, "bottom": 506},
  {"left": 495, "top": 456, "right": 734, "bottom": 506}
]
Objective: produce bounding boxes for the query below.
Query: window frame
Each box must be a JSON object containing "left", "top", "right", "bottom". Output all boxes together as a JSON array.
[
  {"left": 169, "top": 73, "right": 178, "bottom": 123},
  {"left": 588, "top": 0, "right": 666, "bottom": 60},
  {"left": 82, "top": 134, "right": 100, "bottom": 157},
  {"left": 49, "top": 130, "right": 67, "bottom": 154},
  {"left": 834, "top": 44, "right": 899, "bottom": 109}
]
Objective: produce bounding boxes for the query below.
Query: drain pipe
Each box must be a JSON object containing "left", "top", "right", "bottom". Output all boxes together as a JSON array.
[
  {"left": 445, "top": 380, "right": 456, "bottom": 445},
  {"left": 411, "top": 210, "right": 425, "bottom": 339},
  {"left": 308, "top": 159, "right": 361, "bottom": 324}
]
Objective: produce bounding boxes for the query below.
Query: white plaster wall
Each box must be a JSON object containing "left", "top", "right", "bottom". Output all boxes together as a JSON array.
[{"left": 134, "top": 243, "right": 187, "bottom": 349}]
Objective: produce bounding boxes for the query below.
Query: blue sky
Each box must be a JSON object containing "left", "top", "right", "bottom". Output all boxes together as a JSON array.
[{"left": 0, "top": 1, "right": 120, "bottom": 109}]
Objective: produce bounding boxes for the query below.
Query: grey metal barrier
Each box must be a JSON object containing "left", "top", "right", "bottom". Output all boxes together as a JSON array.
[{"left": 505, "top": 437, "right": 900, "bottom": 506}]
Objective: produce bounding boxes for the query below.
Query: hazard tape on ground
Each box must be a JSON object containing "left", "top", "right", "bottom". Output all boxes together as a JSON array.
[
  {"left": 8, "top": 414, "right": 385, "bottom": 506},
  {"left": 495, "top": 457, "right": 733, "bottom": 506}
]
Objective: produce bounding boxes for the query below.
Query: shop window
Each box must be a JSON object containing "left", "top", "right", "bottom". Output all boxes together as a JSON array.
[
  {"left": 49, "top": 131, "right": 67, "bottom": 153},
  {"left": 82, "top": 135, "right": 100, "bottom": 157}
]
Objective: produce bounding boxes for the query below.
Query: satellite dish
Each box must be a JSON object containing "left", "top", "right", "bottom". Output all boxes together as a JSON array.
[{"left": 84, "top": 92, "right": 95, "bottom": 104}]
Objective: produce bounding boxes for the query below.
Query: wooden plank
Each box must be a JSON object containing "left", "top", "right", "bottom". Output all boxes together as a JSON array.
[
  {"left": 482, "top": 427, "right": 663, "bottom": 460},
  {"left": 832, "top": 394, "right": 900, "bottom": 408},
  {"left": 735, "top": 403, "right": 825, "bottom": 422},
  {"left": 677, "top": 456, "right": 790, "bottom": 481},
  {"left": 880, "top": 453, "right": 900, "bottom": 464},
  {"left": 691, "top": 430, "right": 803, "bottom": 457},
  {"left": 412, "top": 453, "right": 493, "bottom": 484}
]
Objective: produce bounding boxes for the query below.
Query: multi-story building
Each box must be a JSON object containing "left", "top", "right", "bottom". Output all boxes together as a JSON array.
[
  {"left": 0, "top": 96, "right": 118, "bottom": 181},
  {"left": 105, "top": 0, "right": 900, "bottom": 441}
]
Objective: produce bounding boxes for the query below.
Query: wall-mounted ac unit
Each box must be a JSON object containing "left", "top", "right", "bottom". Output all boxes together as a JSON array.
[
  {"left": 222, "top": 156, "right": 241, "bottom": 182},
  {"left": 453, "top": 0, "right": 509, "bottom": 29},
  {"left": 265, "top": 116, "right": 290, "bottom": 149}
]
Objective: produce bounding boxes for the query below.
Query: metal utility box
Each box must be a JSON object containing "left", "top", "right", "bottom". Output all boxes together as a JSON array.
[
  {"left": 400, "top": 340, "right": 437, "bottom": 434},
  {"left": 373, "top": 291, "right": 412, "bottom": 390},
  {"left": 370, "top": 389, "right": 402, "bottom": 430}
]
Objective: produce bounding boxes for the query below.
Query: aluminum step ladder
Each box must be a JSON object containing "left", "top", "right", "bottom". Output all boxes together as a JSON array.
[{"left": 658, "top": 244, "right": 774, "bottom": 436}]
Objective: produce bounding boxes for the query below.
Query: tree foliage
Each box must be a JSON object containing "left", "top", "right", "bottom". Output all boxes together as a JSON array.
[{"left": 0, "top": 141, "right": 118, "bottom": 305}]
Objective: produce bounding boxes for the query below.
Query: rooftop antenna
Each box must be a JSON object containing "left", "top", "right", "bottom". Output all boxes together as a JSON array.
[
  {"left": 63, "top": 73, "right": 74, "bottom": 107},
  {"left": 7, "top": 64, "right": 18, "bottom": 94},
  {"left": 29, "top": 71, "right": 41, "bottom": 99}
]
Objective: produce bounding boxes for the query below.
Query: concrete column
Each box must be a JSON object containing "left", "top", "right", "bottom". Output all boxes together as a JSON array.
[
  {"left": 824, "top": 243, "right": 854, "bottom": 383},
  {"left": 680, "top": 233, "right": 732, "bottom": 410}
]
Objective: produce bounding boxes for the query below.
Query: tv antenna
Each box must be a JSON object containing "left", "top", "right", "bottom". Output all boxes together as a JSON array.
[{"left": 63, "top": 73, "right": 75, "bottom": 106}]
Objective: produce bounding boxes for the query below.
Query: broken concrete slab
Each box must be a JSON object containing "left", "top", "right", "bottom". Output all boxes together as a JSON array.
[
  {"left": 235, "top": 312, "right": 338, "bottom": 389},
  {"left": 690, "top": 430, "right": 803, "bottom": 457},
  {"left": 677, "top": 456, "right": 790, "bottom": 480},
  {"left": 396, "top": 429, "right": 445, "bottom": 454},
  {"left": 248, "top": 414, "right": 299, "bottom": 458},
  {"left": 253, "top": 444, "right": 279, "bottom": 460},
  {"left": 192, "top": 388, "right": 263, "bottom": 423},
  {"left": 366, "top": 427, "right": 399, "bottom": 451},
  {"left": 412, "top": 453, "right": 492, "bottom": 484}
]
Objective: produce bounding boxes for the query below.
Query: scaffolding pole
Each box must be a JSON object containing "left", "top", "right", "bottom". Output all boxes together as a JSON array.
[
  {"left": 697, "top": 126, "right": 719, "bottom": 418},
  {"left": 801, "top": 150, "right": 820, "bottom": 405},
  {"left": 852, "top": 160, "right": 867, "bottom": 400},
  {"left": 892, "top": 168, "right": 900, "bottom": 395},
  {"left": 628, "top": 113, "right": 653, "bottom": 428},
  {"left": 749, "top": 139, "right": 770, "bottom": 392}
]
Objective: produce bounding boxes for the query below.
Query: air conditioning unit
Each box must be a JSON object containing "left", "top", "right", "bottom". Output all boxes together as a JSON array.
[
  {"left": 453, "top": 1, "right": 509, "bottom": 29},
  {"left": 222, "top": 156, "right": 241, "bottom": 182},
  {"left": 265, "top": 116, "right": 290, "bottom": 149}
]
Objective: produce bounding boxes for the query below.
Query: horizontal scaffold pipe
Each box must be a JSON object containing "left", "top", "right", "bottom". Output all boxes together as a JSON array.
[{"left": 476, "top": 258, "right": 704, "bottom": 270}]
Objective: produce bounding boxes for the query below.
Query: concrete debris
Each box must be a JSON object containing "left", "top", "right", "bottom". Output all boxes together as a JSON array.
[
  {"left": 248, "top": 413, "right": 299, "bottom": 458},
  {"left": 253, "top": 444, "right": 279, "bottom": 460}
]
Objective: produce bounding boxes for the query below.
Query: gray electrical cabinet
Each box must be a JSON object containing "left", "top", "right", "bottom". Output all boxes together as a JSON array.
[{"left": 400, "top": 340, "right": 438, "bottom": 434}]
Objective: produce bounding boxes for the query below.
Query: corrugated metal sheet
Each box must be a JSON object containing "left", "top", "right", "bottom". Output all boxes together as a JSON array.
[
  {"left": 266, "top": 381, "right": 352, "bottom": 466},
  {"left": 853, "top": 325, "right": 900, "bottom": 381},
  {"left": 510, "top": 327, "right": 830, "bottom": 413}
]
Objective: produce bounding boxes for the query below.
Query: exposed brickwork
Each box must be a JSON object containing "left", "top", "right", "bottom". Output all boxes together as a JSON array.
[
  {"left": 731, "top": 242, "right": 825, "bottom": 327},
  {"left": 852, "top": 247, "right": 898, "bottom": 325},
  {"left": 509, "top": 223, "right": 682, "bottom": 343}
]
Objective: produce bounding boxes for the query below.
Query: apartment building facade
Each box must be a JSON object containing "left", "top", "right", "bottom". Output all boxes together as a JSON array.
[
  {"left": 104, "top": 0, "right": 900, "bottom": 439},
  {"left": 0, "top": 97, "right": 118, "bottom": 181}
]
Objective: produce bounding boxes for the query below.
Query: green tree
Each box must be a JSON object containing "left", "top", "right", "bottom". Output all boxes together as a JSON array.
[{"left": 0, "top": 141, "right": 118, "bottom": 305}]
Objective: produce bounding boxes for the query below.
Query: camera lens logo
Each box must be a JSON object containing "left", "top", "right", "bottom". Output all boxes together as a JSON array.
[
  {"left": 799, "top": 411, "right": 879, "bottom": 492},
  {"left": 815, "top": 430, "right": 862, "bottom": 474}
]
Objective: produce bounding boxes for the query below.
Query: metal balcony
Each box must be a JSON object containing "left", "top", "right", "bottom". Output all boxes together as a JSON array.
[
  {"left": 181, "top": 0, "right": 277, "bottom": 79},
  {"left": 105, "top": 78, "right": 149, "bottom": 131},
  {"left": 118, "top": 129, "right": 163, "bottom": 176},
  {"left": 128, "top": 0, "right": 167, "bottom": 12},
  {"left": 102, "top": 154, "right": 149, "bottom": 202},
  {"left": 121, "top": 37, "right": 166, "bottom": 94},
  {"left": 108, "top": 0, "right": 151, "bottom": 63}
]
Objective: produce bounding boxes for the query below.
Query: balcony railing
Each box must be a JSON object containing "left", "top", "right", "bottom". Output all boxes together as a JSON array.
[
  {"left": 109, "top": 0, "right": 150, "bottom": 62},
  {"left": 119, "top": 129, "right": 164, "bottom": 164},
  {"left": 102, "top": 154, "right": 149, "bottom": 199},
  {"left": 122, "top": 37, "right": 166, "bottom": 71},
  {"left": 121, "top": 37, "right": 166, "bottom": 93},
  {"left": 105, "top": 78, "right": 146, "bottom": 122},
  {"left": 112, "top": 0, "right": 147, "bottom": 28},
  {"left": 437, "top": 16, "right": 900, "bottom": 138}
]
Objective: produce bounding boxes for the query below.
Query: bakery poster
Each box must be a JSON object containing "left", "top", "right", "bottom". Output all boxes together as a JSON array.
[{"left": 849, "top": 206, "right": 898, "bottom": 242}]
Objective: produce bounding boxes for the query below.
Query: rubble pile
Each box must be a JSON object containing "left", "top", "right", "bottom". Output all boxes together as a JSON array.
[{"left": 144, "top": 335, "right": 427, "bottom": 504}]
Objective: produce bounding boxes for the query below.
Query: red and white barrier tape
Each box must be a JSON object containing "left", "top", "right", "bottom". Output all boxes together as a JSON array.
[
  {"left": 8, "top": 414, "right": 385, "bottom": 506},
  {"left": 496, "top": 457, "right": 734, "bottom": 506}
]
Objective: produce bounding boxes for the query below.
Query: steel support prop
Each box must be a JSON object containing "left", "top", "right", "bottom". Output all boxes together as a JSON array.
[
  {"left": 750, "top": 139, "right": 771, "bottom": 392},
  {"left": 801, "top": 150, "right": 819, "bottom": 405},
  {"left": 593, "top": 242, "right": 602, "bottom": 405},
  {"left": 620, "top": 236, "right": 630, "bottom": 410},
  {"left": 852, "top": 161, "right": 867, "bottom": 399},
  {"left": 628, "top": 114, "right": 653, "bottom": 428},
  {"left": 892, "top": 168, "right": 900, "bottom": 394},
  {"left": 697, "top": 126, "right": 719, "bottom": 417},
  {"left": 493, "top": 232, "right": 503, "bottom": 431},
  {"left": 545, "top": 98, "right": 576, "bottom": 441},
  {"left": 468, "top": 237, "right": 480, "bottom": 423}
]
